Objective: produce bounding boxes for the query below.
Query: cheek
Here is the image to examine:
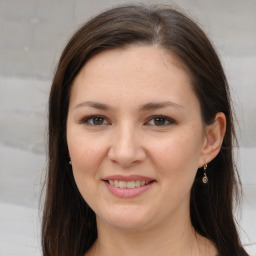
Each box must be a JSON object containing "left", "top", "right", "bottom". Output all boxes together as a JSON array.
[
  {"left": 150, "top": 128, "right": 203, "bottom": 182},
  {"left": 67, "top": 132, "right": 107, "bottom": 208},
  {"left": 67, "top": 129, "right": 107, "bottom": 173},
  {"left": 150, "top": 134, "right": 202, "bottom": 211}
]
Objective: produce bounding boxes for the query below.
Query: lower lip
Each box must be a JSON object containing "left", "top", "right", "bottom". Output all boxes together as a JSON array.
[{"left": 104, "top": 181, "right": 155, "bottom": 198}]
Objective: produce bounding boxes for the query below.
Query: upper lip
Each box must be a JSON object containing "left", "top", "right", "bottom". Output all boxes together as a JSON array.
[{"left": 103, "top": 175, "right": 155, "bottom": 182}]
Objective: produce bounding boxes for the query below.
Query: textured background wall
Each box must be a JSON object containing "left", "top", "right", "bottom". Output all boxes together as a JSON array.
[
  {"left": 1, "top": 0, "right": 256, "bottom": 151},
  {"left": 0, "top": 0, "right": 255, "bottom": 254}
]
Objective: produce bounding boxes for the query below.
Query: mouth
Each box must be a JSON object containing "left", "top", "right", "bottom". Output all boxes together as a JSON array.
[
  {"left": 102, "top": 176, "right": 155, "bottom": 198},
  {"left": 105, "top": 180, "right": 153, "bottom": 189}
]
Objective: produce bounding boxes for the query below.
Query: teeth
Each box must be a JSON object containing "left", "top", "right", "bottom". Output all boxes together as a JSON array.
[
  {"left": 127, "top": 181, "right": 135, "bottom": 189},
  {"left": 135, "top": 180, "right": 140, "bottom": 187},
  {"left": 119, "top": 181, "right": 126, "bottom": 188},
  {"left": 108, "top": 180, "right": 150, "bottom": 189}
]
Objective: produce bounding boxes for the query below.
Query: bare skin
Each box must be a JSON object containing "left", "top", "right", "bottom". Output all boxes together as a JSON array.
[
  {"left": 85, "top": 218, "right": 218, "bottom": 256},
  {"left": 67, "top": 45, "right": 225, "bottom": 256}
]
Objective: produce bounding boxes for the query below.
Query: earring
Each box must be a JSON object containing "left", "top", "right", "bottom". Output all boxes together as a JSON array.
[
  {"left": 202, "top": 164, "right": 208, "bottom": 183},
  {"left": 69, "top": 160, "right": 72, "bottom": 165}
]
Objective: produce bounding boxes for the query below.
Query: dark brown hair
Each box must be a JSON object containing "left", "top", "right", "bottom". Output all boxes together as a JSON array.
[{"left": 42, "top": 4, "right": 246, "bottom": 256}]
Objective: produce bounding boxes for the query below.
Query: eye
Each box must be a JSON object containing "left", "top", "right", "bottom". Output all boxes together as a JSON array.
[
  {"left": 80, "top": 115, "right": 110, "bottom": 126},
  {"left": 146, "top": 115, "right": 175, "bottom": 126}
]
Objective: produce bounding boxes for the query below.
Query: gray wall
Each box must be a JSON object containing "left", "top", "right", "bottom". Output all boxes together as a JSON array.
[
  {"left": 0, "top": 0, "right": 256, "bottom": 206},
  {"left": 0, "top": 0, "right": 256, "bottom": 253}
]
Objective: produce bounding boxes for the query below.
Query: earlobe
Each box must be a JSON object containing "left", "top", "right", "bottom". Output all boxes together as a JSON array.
[{"left": 199, "top": 112, "right": 226, "bottom": 167}]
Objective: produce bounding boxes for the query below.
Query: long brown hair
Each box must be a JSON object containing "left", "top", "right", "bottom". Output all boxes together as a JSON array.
[{"left": 42, "top": 4, "right": 245, "bottom": 256}]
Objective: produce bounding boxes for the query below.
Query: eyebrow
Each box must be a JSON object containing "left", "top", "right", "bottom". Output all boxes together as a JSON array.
[
  {"left": 74, "top": 101, "right": 110, "bottom": 110},
  {"left": 74, "top": 101, "right": 183, "bottom": 111},
  {"left": 139, "top": 101, "right": 184, "bottom": 111}
]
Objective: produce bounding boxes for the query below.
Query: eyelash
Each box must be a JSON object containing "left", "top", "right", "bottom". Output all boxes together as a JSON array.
[
  {"left": 79, "top": 115, "right": 176, "bottom": 127},
  {"left": 79, "top": 115, "right": 110, "bottom": 126},
  {"left": 146, "top": 115, "right": 176, "bottom": 126}
]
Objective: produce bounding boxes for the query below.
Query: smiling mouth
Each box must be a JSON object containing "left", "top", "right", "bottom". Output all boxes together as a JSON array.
[{"left": 105, "top": 180, "right": 154, "bottom": 189}]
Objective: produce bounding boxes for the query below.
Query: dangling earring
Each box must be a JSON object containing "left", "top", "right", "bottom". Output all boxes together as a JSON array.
[{"left": 202, "top": 164, "right": 208, "bottom": 183}]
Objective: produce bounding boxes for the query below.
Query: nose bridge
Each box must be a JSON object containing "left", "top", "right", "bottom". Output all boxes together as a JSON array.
[
  {"left": 108, "top": 121, "right": 145, "bottom": 166},
  {"left": 117, "top": 122, "right": 136, "bottom": 151}
]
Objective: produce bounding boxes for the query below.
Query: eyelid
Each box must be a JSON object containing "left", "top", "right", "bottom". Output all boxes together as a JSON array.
[
  {"left": 78, "top": 115, "right": 175, "bottom": 127},
  {"left": 79, "top": 115, "right": 111, "bottom": 126},
  {"left": 145, "top": 115, "right": 176, "bottom": 126}
]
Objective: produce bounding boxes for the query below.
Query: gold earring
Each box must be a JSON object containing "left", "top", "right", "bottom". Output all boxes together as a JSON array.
[
  {"left": 69, "top": 160, "right": 72, "bottom": 165},
  {"left": 202, "top": 164, "right": 208, "bottom": 183}
]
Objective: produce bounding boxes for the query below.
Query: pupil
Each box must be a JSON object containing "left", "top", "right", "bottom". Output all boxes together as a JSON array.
[
  {"left": 154, "top": 117, "right": 165, "bottom": 125},
  {"left": 93, "top": 117, "right": 103, "bottom": 125}
]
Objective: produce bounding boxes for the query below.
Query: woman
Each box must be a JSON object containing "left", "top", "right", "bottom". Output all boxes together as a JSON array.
[{"left": 42, "top": 4, "right": 249, "bottom": 256}]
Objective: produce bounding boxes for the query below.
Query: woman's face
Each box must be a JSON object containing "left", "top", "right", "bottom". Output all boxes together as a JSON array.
[{"left": 67, "top": 45, "right": 207, "bottom": 231}]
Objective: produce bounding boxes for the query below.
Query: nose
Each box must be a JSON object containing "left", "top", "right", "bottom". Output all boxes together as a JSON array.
[{"left": 108, "top": 123, "right": 146, "bottom": 167}]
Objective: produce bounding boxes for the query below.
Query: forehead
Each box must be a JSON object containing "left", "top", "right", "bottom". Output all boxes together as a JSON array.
[
  {"left": 78, "top": 45, "right": 190, "bottom": 80},
  {"left": 70, "top": 45, "right": 198, "bottom": 110}
]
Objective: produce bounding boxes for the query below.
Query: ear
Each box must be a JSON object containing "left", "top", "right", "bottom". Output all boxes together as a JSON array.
[{"left": 198, "top": 112, "right": 226, "bottom": 167}]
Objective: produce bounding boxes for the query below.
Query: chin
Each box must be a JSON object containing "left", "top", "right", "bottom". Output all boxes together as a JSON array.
[
  {"left": 97, "top": 206, "right": 154, "bottom": 231},
  {"left": 107, "top": 218, "right": 151, "bottom": 231}
]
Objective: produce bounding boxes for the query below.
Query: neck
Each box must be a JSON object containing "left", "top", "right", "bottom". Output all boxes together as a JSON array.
[{"left": 86, "top": 212, "right": 216, "bottom": 256}]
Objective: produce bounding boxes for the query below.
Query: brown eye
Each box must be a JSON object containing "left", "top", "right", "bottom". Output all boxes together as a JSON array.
[
  {"left": 92, "top": 116, "right": 104, "bottom": 125},
  {"left": 153, "top": 117, "right": 166, "bottom": 126},
  {"left": 146, "top": 115, "right": 175, "bottom": 127},
  {"left": 80, "top": 115, "right": 110, "bottom": 126}
]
